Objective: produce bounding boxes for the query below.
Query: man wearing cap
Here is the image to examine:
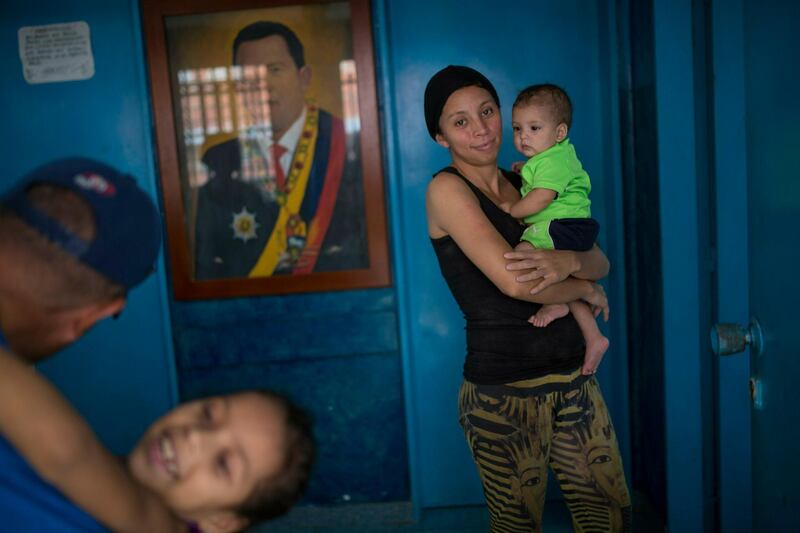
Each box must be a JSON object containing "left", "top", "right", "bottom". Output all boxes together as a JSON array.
[
  {"left": 193, "top": 20, "right": 367, "bottom": 279},
  {"left": 0, "top": 158, "right": 161, "bottom": 362},
  {"left": 0, "top": 158, "right": 161, "bottom": 531}
]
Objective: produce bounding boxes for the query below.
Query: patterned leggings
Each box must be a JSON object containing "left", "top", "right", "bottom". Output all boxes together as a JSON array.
[{"left": 458, "top": 368, "right": 632, "bottom": 532}]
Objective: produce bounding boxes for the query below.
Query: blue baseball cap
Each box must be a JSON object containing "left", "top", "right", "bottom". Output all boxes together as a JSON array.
[{"left": 1, "top": 158, "right": 162, "bottom": 291}]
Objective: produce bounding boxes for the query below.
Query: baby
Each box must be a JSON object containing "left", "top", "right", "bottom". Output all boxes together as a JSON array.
[{"left": 507, "top": 83, "right": 608, "bottom": 375}]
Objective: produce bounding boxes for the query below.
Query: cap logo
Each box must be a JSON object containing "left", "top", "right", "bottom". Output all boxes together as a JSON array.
[{"left": 74, "top": 172, "right": 116, "bottom": 197}]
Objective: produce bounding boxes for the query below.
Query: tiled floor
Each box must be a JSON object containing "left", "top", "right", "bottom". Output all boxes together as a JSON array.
[
  {"left": 250, "top": 493, "right": 664, "bottom": 532},
  {"left": 251, "top": 501, "right": 575, "bottom": 532}
]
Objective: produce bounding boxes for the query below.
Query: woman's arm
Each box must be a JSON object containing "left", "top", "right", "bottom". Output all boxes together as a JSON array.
[
  {"left": 503, "top": 244, "right": 610, "bottom": 294},
  {"left": 0, "top": 348, "right": 183, "bottom": 533},
  {"left": 426, "top": 173, "right": 606, "bottom": 307}
]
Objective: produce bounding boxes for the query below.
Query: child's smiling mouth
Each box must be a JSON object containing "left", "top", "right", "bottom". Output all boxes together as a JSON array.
[{"left": 149, "top": 432, "right": 179, "bottom": 480}]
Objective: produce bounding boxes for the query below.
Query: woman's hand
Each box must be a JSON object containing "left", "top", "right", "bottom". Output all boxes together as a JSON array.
[
  {"left": 584, "top": 282, "right": 610, "bottom": 321},
  {"left": 504, "top": 248, "right": 580, "bottom": 294}
]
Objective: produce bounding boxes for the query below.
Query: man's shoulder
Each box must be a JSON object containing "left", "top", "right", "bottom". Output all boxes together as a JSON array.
[{"left": 315, "top": 107, "right": 345, "bottom": 135}]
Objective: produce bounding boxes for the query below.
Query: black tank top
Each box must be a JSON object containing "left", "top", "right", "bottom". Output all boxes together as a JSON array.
[{"left": 430, "top": 166, "right": 584, "bottom": 384}]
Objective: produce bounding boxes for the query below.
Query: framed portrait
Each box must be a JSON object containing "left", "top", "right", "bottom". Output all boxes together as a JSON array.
[{"left": 141, "top": 0, "right": 390, "bottom": 299}]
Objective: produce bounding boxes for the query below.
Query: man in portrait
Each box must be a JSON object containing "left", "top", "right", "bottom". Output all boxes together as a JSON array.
[{"left": 193, "top": 21, "right": 368, "bottom": 279}]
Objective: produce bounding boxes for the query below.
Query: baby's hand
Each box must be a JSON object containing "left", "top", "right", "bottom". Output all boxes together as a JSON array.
[
  {"left": 498, "top": 201, "right": 513, "bottom": 214},
  {"left": 511, "top": 160, "right": 526, "bottom": 173}
]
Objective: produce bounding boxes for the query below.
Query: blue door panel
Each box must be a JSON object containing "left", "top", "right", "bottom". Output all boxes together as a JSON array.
[
  {"left": 712, "top": 0, "right": 752, "bottom": 530},
  {"left": 742, "top": 0, "right": 800, "bottom": 528}
]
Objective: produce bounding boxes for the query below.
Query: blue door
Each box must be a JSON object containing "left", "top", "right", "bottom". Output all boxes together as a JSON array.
[{"left": 713, "top": 0, "right": 800, "bottom": 530}]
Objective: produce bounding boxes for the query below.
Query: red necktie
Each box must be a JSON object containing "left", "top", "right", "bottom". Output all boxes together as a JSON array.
[{"left": 269, "top": 144, "right": 287, "bottom": 190}]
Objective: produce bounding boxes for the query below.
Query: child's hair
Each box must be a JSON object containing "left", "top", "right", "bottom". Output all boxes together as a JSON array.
[
  {"left": 513, "top": 83, "right": 573, "bottom": 129},
  {"left": 235, "top": 390, "right": 315, "bottom": 526}
]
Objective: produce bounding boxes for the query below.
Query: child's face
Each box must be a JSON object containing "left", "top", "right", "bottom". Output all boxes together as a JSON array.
[
  {"left": 128, "top": 392, "right": 287, "bottom": 531},
  {"left": 511, "top": 104, "right": 567, "bottom": 158}
]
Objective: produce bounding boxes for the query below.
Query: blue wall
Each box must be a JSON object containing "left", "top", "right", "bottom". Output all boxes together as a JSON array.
[{"left": 172, "top": 288, "right": 409, "bottom": 504}]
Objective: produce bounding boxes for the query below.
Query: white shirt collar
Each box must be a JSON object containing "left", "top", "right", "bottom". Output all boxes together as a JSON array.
[
  {"left": 252, "top": 107, "right": 306, "bottom": 172},
  {"left": 277, "top": 107, "right": 307, "bottom": 152}
]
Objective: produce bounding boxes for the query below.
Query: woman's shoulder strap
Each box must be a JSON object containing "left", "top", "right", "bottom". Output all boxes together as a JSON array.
[
  {"left": 433, "top": 166, "right": 491, "bottom": 210},
  {"left": 432, "top": 166, "right": 482, "bottom": 195},
  {"left": 432, "top": 165, "right": 463, "bottom": 180}
]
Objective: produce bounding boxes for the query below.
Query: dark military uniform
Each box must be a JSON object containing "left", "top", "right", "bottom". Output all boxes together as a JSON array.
[{"left": 194, "top": 108, "right": 367, "bottom": 280}]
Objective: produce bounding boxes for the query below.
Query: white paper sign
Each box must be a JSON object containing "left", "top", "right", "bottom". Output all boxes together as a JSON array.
[{"left": 18, "top": 21, "right": 95, "bottom": 84}]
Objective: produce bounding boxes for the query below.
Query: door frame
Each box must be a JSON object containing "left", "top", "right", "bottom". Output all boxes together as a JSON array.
[
  {"left": 710, "top": 0, "right": 753, "bottom": 531},
  {"left": 652, "top": 0, "right": 753, "bottom": 530},
  {"left": 652, "top": 0, "right": 720, "bottom": 530}
]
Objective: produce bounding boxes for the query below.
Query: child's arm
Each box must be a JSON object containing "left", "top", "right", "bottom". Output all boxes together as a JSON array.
[
  {"left": 508, "top": 187, "right": 557, "bottom": 219},
  {"left": 0, "top": 348, "right": 184, "bottom": 533}
]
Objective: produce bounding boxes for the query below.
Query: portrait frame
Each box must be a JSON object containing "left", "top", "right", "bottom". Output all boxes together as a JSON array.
[{"left": 141, "top": 0, "right": 390, "bottom": 299}]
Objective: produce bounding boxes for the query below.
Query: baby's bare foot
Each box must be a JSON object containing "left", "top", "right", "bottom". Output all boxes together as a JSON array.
[
  {"left": 582, "top": 336, "right": 610, "bottom": 375},
  {"left": 529, "top": 303, "right": 570, "bottom": 327}
]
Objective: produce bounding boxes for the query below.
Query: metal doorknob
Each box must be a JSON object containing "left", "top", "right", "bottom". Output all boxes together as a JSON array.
[{"left": 710, "top": 318, "right": 763, "bottom": 356}]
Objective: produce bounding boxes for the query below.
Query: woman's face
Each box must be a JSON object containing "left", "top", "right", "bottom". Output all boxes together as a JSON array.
[
  {"left": 128, "top": 392, "right": 286, "bottom": 529},
  {"left": 435, "top": 85, "right": 502, "bottom": 167}
]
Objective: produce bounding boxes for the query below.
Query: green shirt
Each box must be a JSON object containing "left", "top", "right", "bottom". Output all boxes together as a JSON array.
[{"left": 519, "top": 138, "right": 591, "bottom": 225}]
